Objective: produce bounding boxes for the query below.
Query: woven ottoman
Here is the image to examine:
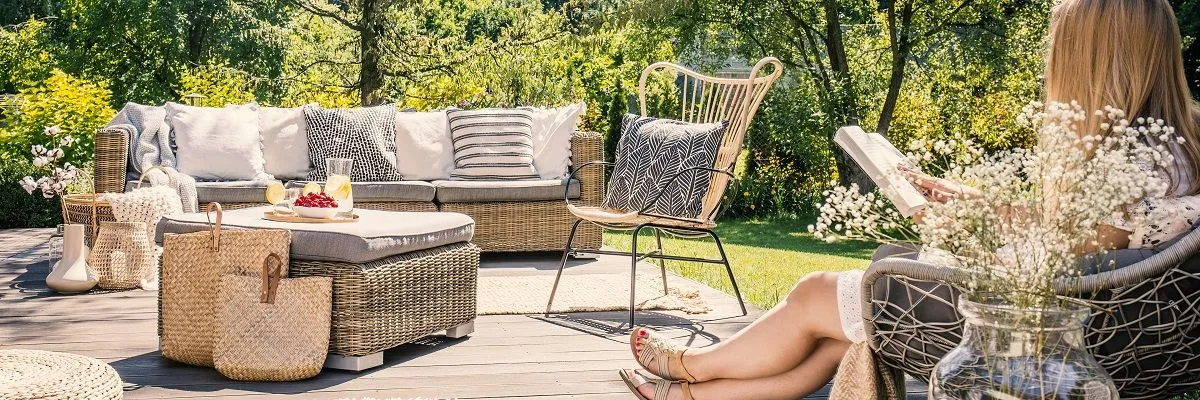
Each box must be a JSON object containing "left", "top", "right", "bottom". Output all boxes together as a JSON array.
[
  {"left": 0, "top": 350, "right": 124, "bottom": 399},
  {"left": 158, "top": 207, "right": 480, "bottom": 371}
]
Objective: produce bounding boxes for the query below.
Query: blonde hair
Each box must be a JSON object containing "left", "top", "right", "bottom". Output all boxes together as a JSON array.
[{"left": 1045, "top": 0, "right": 1200, "bottom": 195}]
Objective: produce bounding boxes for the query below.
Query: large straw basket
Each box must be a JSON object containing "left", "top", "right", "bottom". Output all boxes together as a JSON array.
[
  {"left": 160, "top": 203, "right": 291, "bottom": 367},
  {"left": 60, "top": 193, "right": 115, "bottom": 246},
  {"left": 88, "top": 221, "right": 155, "bottom": 290}
]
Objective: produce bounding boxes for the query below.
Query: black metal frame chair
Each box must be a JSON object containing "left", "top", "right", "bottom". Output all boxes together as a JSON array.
[{"left": 543, "top": 58, "right": 784, "bottom": 327}]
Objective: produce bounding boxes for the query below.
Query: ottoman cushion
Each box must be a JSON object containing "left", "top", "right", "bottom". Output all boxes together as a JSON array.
[
  {"left": 157, "top": 207, "right": 474, "bottom": 263},
  {"left": 132, "top": 180, "right": 438, "bottom": 203}
]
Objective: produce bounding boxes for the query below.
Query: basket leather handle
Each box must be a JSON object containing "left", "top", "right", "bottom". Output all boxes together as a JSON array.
[
  {"left": 205, "top": 202, "right": 223, "bottom": 250},
  {"left": 135, "top": 165, "right": 178, "bottom": 189},
  {"left": 260, "top": 253, "right": 283, "bottom": 304}
]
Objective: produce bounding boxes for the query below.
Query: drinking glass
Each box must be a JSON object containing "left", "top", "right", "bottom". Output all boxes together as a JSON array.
[{"left": 325, "top": 158, "right": 354, "bottom": 218}]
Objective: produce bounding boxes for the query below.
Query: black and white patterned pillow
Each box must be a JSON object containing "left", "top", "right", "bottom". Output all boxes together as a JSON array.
[
  {"left": 304, "top": 104, "right": 403, "bottom": 181},
  {"left": 447, "top": 108, "right": 540, "bottom": 180},
  {"left": 603, "top": 114, "right": 728, "bottom": 219}
]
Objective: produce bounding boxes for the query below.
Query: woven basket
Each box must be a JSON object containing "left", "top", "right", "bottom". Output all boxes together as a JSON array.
[
  {"left": 161, "top": 202, "right": 291, "bottom": 367},
  {"left": 214, "top": 253, "right": 332, "bottom": 381},
  {"left": 88, "top": 221, "right": 155, "bottom": 290},
  {"left": 60, "top": 193, "right": 116, "bottom": 246}
]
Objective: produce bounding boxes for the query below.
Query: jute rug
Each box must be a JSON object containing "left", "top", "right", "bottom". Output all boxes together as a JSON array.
[{"left": 477, "top": 273, "right": 711, "bottom": 315}]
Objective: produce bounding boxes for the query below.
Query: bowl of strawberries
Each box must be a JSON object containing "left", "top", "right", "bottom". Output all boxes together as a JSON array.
[{"left": 292, "top": 192, "right": 340, "bottom": 219}]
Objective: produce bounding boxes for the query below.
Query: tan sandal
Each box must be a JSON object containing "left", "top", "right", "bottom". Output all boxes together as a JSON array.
[
  {"left": 629, "top": 327, "right": 698, "bottom": 383},
  {"left": 620, "top": 369, "right": 693, "bottom": 400}
]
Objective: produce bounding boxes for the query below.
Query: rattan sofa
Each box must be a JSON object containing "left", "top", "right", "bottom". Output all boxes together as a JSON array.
[{"left": 92, "top": 129, "right": 603, "bottom": 253}]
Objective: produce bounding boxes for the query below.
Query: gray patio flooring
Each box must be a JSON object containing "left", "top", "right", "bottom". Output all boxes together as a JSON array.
[{"left": 0, "top": 227, "right": 922, "bottom": 399}]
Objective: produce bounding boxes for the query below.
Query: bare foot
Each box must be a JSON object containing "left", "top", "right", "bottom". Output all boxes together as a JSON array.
[
  {"left": 632, "top": 327, "right": 696, "bottom": 380},
  {"left": 628, "top": 369, "right": 686, "bottom": 400}
]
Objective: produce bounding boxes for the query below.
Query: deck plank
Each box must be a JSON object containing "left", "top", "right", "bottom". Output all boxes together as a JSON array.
[{"left": 0, "top": 228, "right": 924, "bottom": 399}]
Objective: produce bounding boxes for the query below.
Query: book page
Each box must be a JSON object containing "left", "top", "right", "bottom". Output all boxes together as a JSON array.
[{"left": 834, "top": 127, "right": 928, "bottom": 216}]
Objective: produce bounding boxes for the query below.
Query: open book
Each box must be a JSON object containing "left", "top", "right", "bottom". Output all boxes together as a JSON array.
[{"left": 834, "top": 126, "right": 928, "bottom": 217}]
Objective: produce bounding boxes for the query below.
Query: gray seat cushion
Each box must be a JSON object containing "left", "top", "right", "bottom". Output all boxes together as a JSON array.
[
  {"left": 290, "top": 180, "right": 435, "bottom": 202},
  {"left": 433, "top": 179, "right": 580, "bottom": 203},
  {"left": 156, "top": 206, "right": 474, "bottom": 263},
  {"left": 133, "top": 180, "right": 439, "bottom": 204}
]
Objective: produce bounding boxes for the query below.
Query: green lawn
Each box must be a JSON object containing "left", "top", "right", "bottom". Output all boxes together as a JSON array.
[{"left": 603, "top": 217, "right": 875, "bottom": 309}]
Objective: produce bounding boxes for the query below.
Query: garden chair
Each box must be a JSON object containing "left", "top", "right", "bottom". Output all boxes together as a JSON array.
[
  {"left": 861, "top": 222, "right": 1200, "bottom": 399},
  {"left": 544, "top": 57, "right": 783, "bottom": 326}
]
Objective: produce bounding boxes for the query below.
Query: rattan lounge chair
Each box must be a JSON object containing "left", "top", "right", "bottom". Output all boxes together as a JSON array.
[
  {"left": 544, "top": 57, "right": 783, "bottom": 326},
  {"left": 861, "top": 226, "right": 1200, "bottom": 399}
]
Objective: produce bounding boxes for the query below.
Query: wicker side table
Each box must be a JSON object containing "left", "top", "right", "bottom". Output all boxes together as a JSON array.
[
  {"left": 0, "top": 349, "right": 124, "bottom": 399},
  {"left": 290, "top": 241, "right": 480, "bottom": 371}
]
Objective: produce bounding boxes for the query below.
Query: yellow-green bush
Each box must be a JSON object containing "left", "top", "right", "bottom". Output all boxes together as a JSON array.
[{"left": 0, "top": 70, "right": 115, "bottom": 166}]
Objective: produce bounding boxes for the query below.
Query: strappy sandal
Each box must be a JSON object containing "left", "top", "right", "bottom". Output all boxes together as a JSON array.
[
  {"left": 620, "top": 369, "right": 693, "bottom": 400},
  {"left": 629, "top": 327, "right": 698, "bottom": 383}
]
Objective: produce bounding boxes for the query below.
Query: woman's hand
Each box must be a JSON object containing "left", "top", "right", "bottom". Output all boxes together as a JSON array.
[{"left": 898, "top": 165, "right": 981, "bottom": 203}]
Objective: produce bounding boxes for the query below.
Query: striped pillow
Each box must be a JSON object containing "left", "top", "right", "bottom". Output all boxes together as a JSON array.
[{"left": 447, "top": 108, "right": 540, "bottom": 181}]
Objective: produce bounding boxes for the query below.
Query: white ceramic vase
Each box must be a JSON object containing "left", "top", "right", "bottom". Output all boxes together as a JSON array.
[{"left": 46, "top": 224, "right": 98, "bottom": 294}]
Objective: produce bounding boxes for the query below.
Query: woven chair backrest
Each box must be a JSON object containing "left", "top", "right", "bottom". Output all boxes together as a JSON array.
[{"left": 637, "top": 57, "right": 783, "bottom": 222}]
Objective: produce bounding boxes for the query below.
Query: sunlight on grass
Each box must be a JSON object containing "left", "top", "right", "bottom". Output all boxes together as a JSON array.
[{"left": 604, "top": 217, "right": 875, "bottom": 309}]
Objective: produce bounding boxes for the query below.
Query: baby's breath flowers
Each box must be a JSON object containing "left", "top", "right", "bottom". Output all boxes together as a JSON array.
[{"left": 810, "top": 101, "right": 1180, "bottom": 308}]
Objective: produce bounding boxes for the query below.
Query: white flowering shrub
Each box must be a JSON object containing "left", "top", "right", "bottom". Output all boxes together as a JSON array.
[
  {"left": 810, "top": 101, "right": 1181, "bottom": 307},
  {"left": 18, "top": 125, "right": 83, "bottom": 199}
]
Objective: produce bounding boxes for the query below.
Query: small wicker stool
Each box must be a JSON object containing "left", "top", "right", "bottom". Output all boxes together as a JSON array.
[{"left": 0, "top": 349, "right": 123, "bottom": 399}]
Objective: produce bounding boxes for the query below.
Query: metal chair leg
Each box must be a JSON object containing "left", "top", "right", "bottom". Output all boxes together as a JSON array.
[
  {"left": 545, "top": 219, "right": 583, "bottom": 317},
  {"left": 629, "top": 224, "right": 648, "bottom": 328},
  {"left": 710, "top": 230, "right": 747, "bottom": 316},
  {"left": 653, "top": 228, "right": 668, "bottom": 294}
]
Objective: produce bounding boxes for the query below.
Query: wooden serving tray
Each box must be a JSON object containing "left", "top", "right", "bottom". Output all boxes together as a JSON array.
[{"left": 263, "top": 210, "right": 360, "bottom": 224}]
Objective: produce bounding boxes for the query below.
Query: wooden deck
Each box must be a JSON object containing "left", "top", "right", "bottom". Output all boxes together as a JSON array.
[{"left": 0, "top": 228, "right": 922, "bottom": 399}]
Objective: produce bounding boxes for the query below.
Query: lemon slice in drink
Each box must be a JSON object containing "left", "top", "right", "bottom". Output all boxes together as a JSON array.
[
  {"left": 326, "top": 174, "right": 352, "bottom": 200},
  {"left": 264, "top": 181, "right": 286, "bottom": 205},
  {"left": 302, "top": 182, "right": 323, "bottom": 196}
]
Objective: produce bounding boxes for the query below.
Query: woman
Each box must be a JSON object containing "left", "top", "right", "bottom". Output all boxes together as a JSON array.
[{"left": 622, "top": 0, "right": 1200, "bottom": 398}]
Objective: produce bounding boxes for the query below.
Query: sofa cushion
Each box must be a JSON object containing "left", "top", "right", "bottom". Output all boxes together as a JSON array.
[
  {"left": 524, "top": 103, "right": 585, "bottom": 179},
  {"left": 157, "top": 207, "right": 474, "bottom": 263},
  {"left": 303, "top": 104, "right": 403, "bottom": 181},
  {"left": 259, "top": 105, "right": 312, "bottom": 180},
  {"left": 446, "top": 108, "right": 540, "bottom": 181},
  {"left": 395, "top": 110, "right": 454, "bottom": 180},
  {"left": 434, "top": 179, "right": 579, "bottom": 203},
  {"left": 136, "top": 180, "right": 438, "bottom": 204},
  {"left": 291, "top": 180, "right": 436, "bottom": 202},
  {"left": 166, "top": 102, "right": 271, "bottom": 181}
]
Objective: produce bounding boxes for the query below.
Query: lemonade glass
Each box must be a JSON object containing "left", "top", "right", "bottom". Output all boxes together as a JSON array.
[{"left": 326, "top": 158, "right": 354, "bottom": 218}]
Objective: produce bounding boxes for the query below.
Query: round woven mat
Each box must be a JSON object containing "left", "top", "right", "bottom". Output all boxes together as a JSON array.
[{"left": 0, "top": 349, "right": 123, "bottom": 399}]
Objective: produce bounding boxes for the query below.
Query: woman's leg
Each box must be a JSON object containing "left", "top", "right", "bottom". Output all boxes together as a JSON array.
[
  {"left": 635, "top": 338, "right": 850, "bottom": 400},
  {"left": 635, "top": 271, "right": 850, "bottom": 381}
]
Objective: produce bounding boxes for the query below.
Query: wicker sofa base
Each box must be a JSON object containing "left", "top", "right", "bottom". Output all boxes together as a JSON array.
[
  {"left": 289, "top": 242, "right": 480, "bottom": 368},
  {"left": 440, "top": 200, "right": 602, "bottom": 252}
]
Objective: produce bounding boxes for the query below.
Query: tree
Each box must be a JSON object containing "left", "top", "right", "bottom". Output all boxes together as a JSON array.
[{"left": 649, "top": 0, "right": 1035, "bottom": 189}]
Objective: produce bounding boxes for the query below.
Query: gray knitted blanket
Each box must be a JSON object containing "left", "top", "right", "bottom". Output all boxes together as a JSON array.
[{"left": 105, "top": 103, "right": 198, "bottom": 213}]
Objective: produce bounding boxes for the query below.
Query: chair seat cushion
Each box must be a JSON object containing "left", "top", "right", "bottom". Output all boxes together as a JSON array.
[
  {"left": 434, "top": 179, "right": 579, "bottom": 202},
  {"left": 135, "top": 180, "right": 439, "bottom": 204},
  {"left": 156, "top": 207, "right": 474, "bottom": 263},
  {"left": 566, "top": 204, "right": 715, "bottom": 230}
]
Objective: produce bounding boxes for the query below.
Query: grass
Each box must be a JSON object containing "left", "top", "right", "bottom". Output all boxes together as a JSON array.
[{"left": 603, "top": 216, "right": 875, "bottom": 309}]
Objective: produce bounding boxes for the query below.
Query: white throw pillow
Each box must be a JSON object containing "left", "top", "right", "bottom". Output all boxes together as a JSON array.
[
  {"left": 525, "top": 103, "right": 585, "bottom": 179},
  {"left": 258, "top": 105, "right": 311, "bottom": 180},
  {"left": 165, "top": 102, "right": 271, "bottom": 181},
  {"left": 394, "top": 110, "right": 454, "bottom": 180}
]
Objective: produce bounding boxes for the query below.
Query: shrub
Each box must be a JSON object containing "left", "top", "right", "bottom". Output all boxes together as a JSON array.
[
  {"left": 0, "top": 70, "right": 115, "bottom": 167},
  {"left": 0, "top": 162, "right": 63, "bottom": 229}
]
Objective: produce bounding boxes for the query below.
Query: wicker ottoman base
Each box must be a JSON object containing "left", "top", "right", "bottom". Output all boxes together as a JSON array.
[{"left": 289, "top": 242, "right": 480, "bottom": 371}]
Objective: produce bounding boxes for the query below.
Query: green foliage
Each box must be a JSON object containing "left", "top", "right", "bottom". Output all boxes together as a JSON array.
[
  {"left": 0, "top": 162, "right": 63, "bottom": 229},
  {"left": 0, "top": 70, "right": 115, "bottom": 167},
  {"left": 0, "top": 19, "right": 54, "bottom": 93},
  {"left": 178, "top": 65, "right": 257, "bottom": 106}
]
